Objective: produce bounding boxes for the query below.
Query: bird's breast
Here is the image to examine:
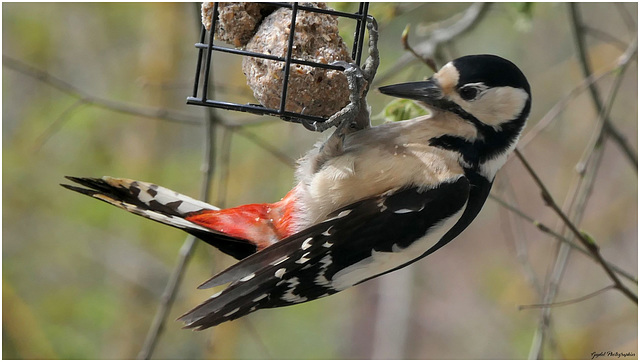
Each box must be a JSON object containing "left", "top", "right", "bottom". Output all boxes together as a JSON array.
[{"left": 294, "top": 138, "right": 465, "bottom": 229}]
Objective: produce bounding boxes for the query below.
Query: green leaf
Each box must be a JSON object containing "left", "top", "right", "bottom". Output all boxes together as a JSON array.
[{"left": 374, "top": 99, "right": 429, "bottom": 123}]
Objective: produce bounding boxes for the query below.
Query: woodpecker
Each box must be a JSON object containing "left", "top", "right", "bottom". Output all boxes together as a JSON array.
[{"left": 63, "top": 54, "right": 531, "bottom": 330}]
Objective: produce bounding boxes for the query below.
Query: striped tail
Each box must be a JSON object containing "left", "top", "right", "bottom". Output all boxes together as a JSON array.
[{"left": 61, "top": 176, "right": 257, "bottom": 259}]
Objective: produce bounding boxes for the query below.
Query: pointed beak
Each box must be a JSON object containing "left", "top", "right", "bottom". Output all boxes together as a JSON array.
[{"left": 378, "top": 79, "right": 444, "bottom": 106}]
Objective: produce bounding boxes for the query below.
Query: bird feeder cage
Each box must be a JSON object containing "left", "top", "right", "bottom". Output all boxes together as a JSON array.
[{"left": 187, "top": 2, "right": 370, "bottom": 128}]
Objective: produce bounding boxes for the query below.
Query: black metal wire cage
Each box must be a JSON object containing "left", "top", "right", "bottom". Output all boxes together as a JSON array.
[{"left": 187, "top": 2, "right": 370, "bottom": 126}]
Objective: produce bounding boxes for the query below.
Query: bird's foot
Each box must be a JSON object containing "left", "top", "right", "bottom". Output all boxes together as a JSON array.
[{"left": 302, "top": 17, "right": 380, "bottom": 133}]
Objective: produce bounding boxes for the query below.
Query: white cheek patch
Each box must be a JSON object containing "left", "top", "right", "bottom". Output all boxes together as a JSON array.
[{"left": 455, "top": 86, "right": 529, "bottom": 126}]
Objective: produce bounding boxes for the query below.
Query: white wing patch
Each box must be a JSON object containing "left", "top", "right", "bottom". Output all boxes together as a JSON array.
[
  {"left": 239, "top": 273, "right": 255, "bottom": 282},
  {"left": 296, "top": 252, "right": 311, "bottom": 264},
  {"left": 393, "top": 205, "right": 425, "bottom": 214},
  {"left": 274, "top": 268, "right": 286, "bottom": 279},
  {"left": 325, "top": 209, "right": 352, "bottom": 222},
  {"left": 270, "top": 256, "right": 289, "bottom": 266},
  {"left": 301, "top": 237, "right": 313, "bottom": 250},
  {"left": 252, "top": 293, "right": 268, "bottom": 302},
  {"left": 223, "top": 308, "right": 240, "bottom": 317},
  {"left": 314, "top": 254, "right": 333, "bottom": 286},
  {"left": 330, "top": 205, "right": 466, "bottom": 291},
  {"left": 280, "top": 277, "right": 307, "bottom": 303}
]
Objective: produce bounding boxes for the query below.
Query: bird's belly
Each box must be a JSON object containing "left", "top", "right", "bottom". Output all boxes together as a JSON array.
[{"left": 329, "top": 205, "right": 465, "bottom": 290}]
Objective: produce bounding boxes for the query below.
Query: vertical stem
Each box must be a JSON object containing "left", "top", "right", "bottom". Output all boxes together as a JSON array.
[
  {"left": 371, "top": 266, "right": 413, "bottom": 359},
  {"left": 137, "top": 108, "right": 218, "bottom": 360},
  {"left": 137, "top": 6, "right": 219, "bottom": 357}
]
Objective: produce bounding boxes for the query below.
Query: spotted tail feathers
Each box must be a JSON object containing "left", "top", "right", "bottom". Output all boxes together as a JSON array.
[{"left": 61, "top": 176, "right": 257, "bottom": 259}]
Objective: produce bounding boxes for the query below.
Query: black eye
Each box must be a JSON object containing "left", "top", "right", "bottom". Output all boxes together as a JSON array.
[{"left": 459, "top": 86, "right": 479, "bottom": 101}]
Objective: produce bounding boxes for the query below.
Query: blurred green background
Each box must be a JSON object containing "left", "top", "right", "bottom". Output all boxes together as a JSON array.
[{"left": 3, "top": 2, "right": 637, "bottom": 359}]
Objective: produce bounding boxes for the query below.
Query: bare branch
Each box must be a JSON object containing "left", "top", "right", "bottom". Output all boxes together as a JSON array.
[
  {"left": 3, "top": 55, "right": 202, "bottom": 126},
  {"left": 613, "top": 3, "right": 637, "bottom": 35},
  {"left": 514, "top": 149, "right": 637, "bottom": 304},
  {"left": 581, "top": 26, "right": 630, "bottom": 51},
  {"left": 240, "top": 318, "right": 273, "bottom": 359},
  {"left": 521, "top": 13, "right": 637, "bottom": 355},
  {"left": 217, "top": 127, "right": 234, "bottom": 209},
  {"left": 3, "top": 55, "right": 296, "bottom": 171},
  {"left": 494, "top": 177, "right": 543, "bottom": 295},
  {"left": 518, "top": 62, "right": 618, "bottom": 150},
  {"left": 400, "top": 25, "right": 437, "bottom": 72},
  {"left": 488, "top": 194, "right": 637, "bottom": 284},
  {"left": 576, "top": 37, "right": 637, "bottom": 174},
  {"left": 371, "top": 266, "right": 413, "bottom": 359},
  {"left": 3, "top": 54, "right": 298, "bottom": 359},
  {"left": 232, "top": 127, "right": 297, "bottom": 169},
  {"left": 568, "top": 4, "right": 638, "bottom": 170},
  {"left": 374, "top": 3, "right": 490, "bottom": 85},
  {"left": 137, "top": 108, "right": 219, "bottom": 359},
  {"left": 518, "top": 285, "right": 616, "bottom": 310},
  {"left": 33, "top": 99, "right": 87, "bottom": 151}
]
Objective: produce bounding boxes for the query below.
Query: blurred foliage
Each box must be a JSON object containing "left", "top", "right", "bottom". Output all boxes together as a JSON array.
[
  {"left": 3, "top": 2, "right": 637, "bottom": 359},
  {"left": 374, "top": 98, "right": 429, "bottom": 123}
]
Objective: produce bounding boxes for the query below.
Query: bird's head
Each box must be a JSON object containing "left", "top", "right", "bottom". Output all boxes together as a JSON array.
[
  {"left": 379, "top": 54, "right": 532, "bottom": 176},
  {"left": 379, "top": 54, "right": 531, "bottom": 130}
]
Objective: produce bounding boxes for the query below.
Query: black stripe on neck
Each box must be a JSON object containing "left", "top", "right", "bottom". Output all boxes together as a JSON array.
[{"left": 429, "top": 100, "right": 530, "bottom": 168}]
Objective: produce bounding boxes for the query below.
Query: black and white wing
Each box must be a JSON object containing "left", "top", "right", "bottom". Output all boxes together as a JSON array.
[{"left": 179, "top": 176, "right": 470, "bottom": 330}]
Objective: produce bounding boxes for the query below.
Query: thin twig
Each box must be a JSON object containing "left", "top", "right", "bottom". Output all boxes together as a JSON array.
[
  {"left": 518, "top": 63, "right": 617, "bottom": 150},
  {"left": 581, "top": 26, "right": 629, "bottom": 51},
  {"left": 241, "top": 319, "right": 273, "bottom": 359},
  {"left": 217, "top": 127, "right": 234, "bottom": 209},
  {"left": 371, "top": 266, "right": 413, "bottom": 359},
  {"left": 488, "top": 194, "right": 637, "bottom": 284},
  {"left": 137, "top": 108, "right": 219, "bottom": 359},
  {"left": 33, "top": 99, "right": 87, "bottom": 152},
  {"left": 400, "top": 25, "right": 437, "bottom": 73},
  {"left": 3, "top": 55, "right": 201, "bottom": 126},
  {"left": 136, "top": 78, "right": 253, "bottom": 97},
  {"left": 518, "top": 285, "right": 616, "bottom": 310},
  {"left": 576, "top": 37, "right": 637, "bottom": 174},
  {"left": 514, "top": 149, "right": 637, "bottom": 304},
  {"left": 568, "top": 4, "right": 638, "bottom": 170},
  {"left": 374, "top": 3, "right": 490, "bottom": 85},
  {"left": 613, "top": 3, "right": 637, "bottom": 35},
  {"left": 232, "top": 127, "right": 297, "bottom": 168},
  {"left": 494, "top": 177, "right": 543, "bottom": 295},
  {"left": 3, "top": 55, "right": 294, "bottom": 163},
  {"left": 531, "top": 35, "right": 637, "bottom": 357},
  {"left": 528, "top": 11, "right": 638, "bottom": 356},
  {"left": 517, "top": 36, "right": 637, "bottom": 152},
  {"left": 213, "top": 126, "right": 273, "bottom": 357},
  {"left": 5, "top": 44, "right": 296, "bottom": 361},
  {"left": 137, "top": 236, "right": 197, "bottom": 359}
]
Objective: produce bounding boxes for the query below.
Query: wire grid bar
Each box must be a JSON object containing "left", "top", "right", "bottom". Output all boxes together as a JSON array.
[{"left": 187, "top": 2, "right": 370, "bottom": 125}]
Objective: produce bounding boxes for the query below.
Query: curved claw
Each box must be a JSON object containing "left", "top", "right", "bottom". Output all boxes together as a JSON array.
[
  {"left": 331, "top": 61, "right": 364, "bottom": 80},
  {"left": 301, "top": 118, "right": 319, "bottom": 132},
  {"left": 330, "top": 60, "right": 353, "bottom": 70},
  {"left": 298, "top": 16, "right": 380, "bottom": 133}
]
